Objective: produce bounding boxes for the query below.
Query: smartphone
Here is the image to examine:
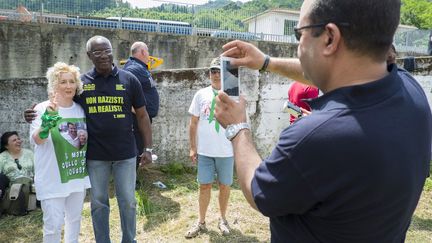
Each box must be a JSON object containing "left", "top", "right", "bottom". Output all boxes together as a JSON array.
[
  {"left": 283, "top": 100, "right": 302, "bottom": 118},
  {"left": 220, "top": 56, "right": 240, "bottom": 99}
]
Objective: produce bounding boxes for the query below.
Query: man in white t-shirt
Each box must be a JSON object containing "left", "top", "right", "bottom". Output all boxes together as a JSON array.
[{"left": 185, "top": 57, "right": 234, "bottom": 238}]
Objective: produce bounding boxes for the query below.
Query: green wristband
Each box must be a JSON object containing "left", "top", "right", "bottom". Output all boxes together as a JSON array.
[{"left": 39, "top": 126, "right": 51, "bottom": 139}]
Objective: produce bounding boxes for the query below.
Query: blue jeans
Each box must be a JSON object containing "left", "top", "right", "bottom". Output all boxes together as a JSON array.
[{"left": 87, "top": 157, "right": 137, "bottom": 243}]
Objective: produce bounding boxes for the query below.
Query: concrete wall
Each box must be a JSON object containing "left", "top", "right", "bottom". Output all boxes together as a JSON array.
[
  {"left": 1, "top": 63, "right": 431, "bottom": 164},
  {"left": 0, "top": 68, "right": 270, "bottom": 163},
  {"left": 0, "top": 19, "right": 431, "bottom": 163},
  {"left": 0, "top": 20, "right": 297, "bottom": 79}
]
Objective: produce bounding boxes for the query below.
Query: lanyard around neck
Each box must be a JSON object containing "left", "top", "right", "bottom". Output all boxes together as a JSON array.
[{"left": 208, "top": 89, "right": 220, "bottom": 133}]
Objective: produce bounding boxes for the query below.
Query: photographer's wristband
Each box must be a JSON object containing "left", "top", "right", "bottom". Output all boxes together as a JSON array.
[{"left": 259, "top": 55, "right": 270, "bottom": 73}]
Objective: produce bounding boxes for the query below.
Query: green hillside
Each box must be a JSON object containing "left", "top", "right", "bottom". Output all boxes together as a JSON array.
[
  {"left": 2, "top": 0, "right": 430, "bottom": 29},
  {"left": 92, "top": 0, "right": 303, "bottom": 32}
]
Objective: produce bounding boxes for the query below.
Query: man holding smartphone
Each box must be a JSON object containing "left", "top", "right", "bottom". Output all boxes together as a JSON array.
[
  {"left": 185, "top": 57, "right": 234, "bottom": 238},
  {"left": 215, "top": 0, "right": 431, "bottom": 242}
]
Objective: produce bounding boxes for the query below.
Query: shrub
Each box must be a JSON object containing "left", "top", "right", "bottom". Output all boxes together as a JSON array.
[{"left": 135, "top": 189, "right": 153, "bottom": 216}]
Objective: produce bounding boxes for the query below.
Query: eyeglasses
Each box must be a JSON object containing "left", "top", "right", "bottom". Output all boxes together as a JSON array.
[
  {"left": 91, "top": 49, "right": 112, "bottom": 57},
  {"left": 294, "top": 22, "right": 350, "bottom": 41},
  {"left": 210, "top": 68, "right": 220, "bottom": 74},
  {"left": 14, "top": 159, "right": 22, "bottom": 170}
]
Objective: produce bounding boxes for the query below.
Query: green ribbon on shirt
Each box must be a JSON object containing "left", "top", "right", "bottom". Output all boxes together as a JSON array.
[
  {"left": 39, "top": 109, "right": 62, "bottom": 139},
  {"left": 208, "top": 89, "right": 220, "bottom": 133}
]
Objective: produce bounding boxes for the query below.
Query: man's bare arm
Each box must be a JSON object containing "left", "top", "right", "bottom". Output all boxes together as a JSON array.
[
  {"left": 189, "top": 116, "right": 199, "bottom": 164},
  {"left": 266, "top": 58, "right": 310, "bottom": 84},
  {"left": 231, "top": 129, "right": 261, "bottom": 210},
  {"left": 222, "top": 40, "right": 311, "bottom": 85},
  {"left": 215, "top": 92, "right": 261, "bottom": 210},
  {"left": 135, "top": 106, "right": 153, "bottom": 165}
]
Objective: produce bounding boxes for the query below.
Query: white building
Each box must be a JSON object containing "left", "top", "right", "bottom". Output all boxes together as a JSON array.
[
  {"left": 243, "top": 8, "right": 420, "bottom": 45},
  {"left": 243, "top": 8, "right": 300, "bottom": 42}
]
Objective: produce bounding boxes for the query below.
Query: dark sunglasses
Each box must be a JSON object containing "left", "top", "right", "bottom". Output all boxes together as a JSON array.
[
  {"left": 294, "top": 22, "right": 350, "bottom": 41},
  {"left": 210, "top": 68, "right": 220, "bottom": 74},
  {"left": 14, "top": 159, "right": 22, "bottom": 170}
]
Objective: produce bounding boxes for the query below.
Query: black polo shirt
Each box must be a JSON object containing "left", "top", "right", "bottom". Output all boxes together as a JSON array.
[
  {"left": 252, "top": 65, "right": 432, "bottom": 242},
  {"left": 77, "top": 66, "right": 146, "bottom": 161}
]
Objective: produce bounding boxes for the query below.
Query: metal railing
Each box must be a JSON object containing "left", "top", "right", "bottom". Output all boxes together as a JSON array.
[
  {"left": 0, "top": 0, "right": 120, "bottom": 16},
  {"left": 0, "top": 0, "right": 430, "bottom": 54},
  {"left": 0, "top": 9, "right": 296, "bottom": 43}
]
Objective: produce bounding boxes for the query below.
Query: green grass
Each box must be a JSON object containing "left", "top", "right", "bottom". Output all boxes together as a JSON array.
[
  {"left": 424, "top": 178, "right": 432, "bottom": 191},
  {"left": 0, "top": 164, "right": 431, "bottom": 242}
]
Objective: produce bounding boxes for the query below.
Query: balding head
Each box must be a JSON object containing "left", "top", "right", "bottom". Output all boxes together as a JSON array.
[
  {"left": 86, "top": 35, "right": 112, "bottom": 52},
  {"left": 131, "top": 42, "right": 148, "bottom": 55},
  {"left": 130, "top": 41, "right": 150, "bottom": 64}
]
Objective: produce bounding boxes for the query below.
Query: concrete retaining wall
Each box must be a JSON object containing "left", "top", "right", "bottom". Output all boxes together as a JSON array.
[
  {"left": 0, "top": 20, "right": 297, "bottom": 79},
  {"left": 1, "top": 19, "right": 431, "bottom": 162},
  {"left": 1, "top": 65, "right": 431, "bottom": 163}
]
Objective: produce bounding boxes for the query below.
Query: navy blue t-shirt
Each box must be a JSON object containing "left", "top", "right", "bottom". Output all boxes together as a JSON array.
[
  {"left": 76, "top": 66, "right": 146, "bottom": 160},
  {"left": 124, "top": 57, "right": 160, "bottom": 118},
  {"left": 252, "top": 64, "right": 431, "bottom": 242}
]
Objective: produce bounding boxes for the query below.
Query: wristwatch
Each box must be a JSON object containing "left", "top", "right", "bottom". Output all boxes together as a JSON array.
[
  {"left": 225, "top": 123, "right": 250, "bottom": 141},
  {"left": 140, "top": 148, "right": 153, "bottom": 158},
  {"left": 145, "top": 148, "right": 153, "bottom": 153}
]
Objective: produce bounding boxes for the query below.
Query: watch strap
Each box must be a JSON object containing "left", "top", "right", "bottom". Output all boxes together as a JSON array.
[{"left": 227, "top": 122, "right": 250, "bottom": 141}]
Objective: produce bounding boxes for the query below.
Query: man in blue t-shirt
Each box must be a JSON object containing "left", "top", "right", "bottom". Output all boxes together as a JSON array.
[
  {"left": 215, "top": 0, "right": 431, "bottom": 242},
  {"left": 124, "top": 41, "right": 160, "bottom": 165}
]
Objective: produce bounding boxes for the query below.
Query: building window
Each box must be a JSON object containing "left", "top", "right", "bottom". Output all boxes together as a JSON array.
[{"left": 284, "top": 19, "right": 297, "bottom": 35}]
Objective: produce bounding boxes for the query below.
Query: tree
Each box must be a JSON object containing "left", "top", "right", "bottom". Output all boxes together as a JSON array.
[{"left": 401, "top": 0, "right": 432, "bottom": 29}]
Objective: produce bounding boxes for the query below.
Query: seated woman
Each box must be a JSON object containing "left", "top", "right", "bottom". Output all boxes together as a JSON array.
[
  {"left": 0, "top": 131, "right": 35, "bottom": 215},
  {"left": 0, "top": 131, "right": 34, "bottom": 184}
]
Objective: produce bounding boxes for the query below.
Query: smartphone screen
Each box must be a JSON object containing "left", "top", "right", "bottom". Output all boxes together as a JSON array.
[
  {"left": 221, "top": 57, "right": 240, "bottom": 98},
  {"left": 283, "top": 100, "right": 302, "bottom": 117}
]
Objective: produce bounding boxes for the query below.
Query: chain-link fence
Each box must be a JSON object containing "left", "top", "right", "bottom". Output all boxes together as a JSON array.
[
  {"left": 394, "top": 29, "right": 431, "bottom": 55},
  {"left": 0, "top": 0, "right": 260, "bottom": 30},
  {"left": 0, "top": 0, "right": 430, "bottom": 53},
  {"left": 0, "top": 0, "right": 122, "bottom": 16}
]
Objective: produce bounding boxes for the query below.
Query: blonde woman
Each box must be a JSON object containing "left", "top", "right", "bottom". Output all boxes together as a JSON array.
[{"left": 30, "top": 62, "right": 90, "bottom": 243}]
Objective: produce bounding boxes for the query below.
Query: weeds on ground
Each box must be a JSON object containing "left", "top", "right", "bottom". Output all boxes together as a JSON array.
[
  {"left": 0, "top": 161, "right": 431, "bottom": 242},
  {"left": 424, "top": 178, "right": 432, "bottom": 191}
]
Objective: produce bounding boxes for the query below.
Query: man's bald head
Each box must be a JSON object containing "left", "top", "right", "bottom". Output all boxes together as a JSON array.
[
  {"left": 131, "top": 42, "right": 148, "bottom": 56},
  {"left": 131, "top": 41, "right": 150, "bottom": 64}
]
